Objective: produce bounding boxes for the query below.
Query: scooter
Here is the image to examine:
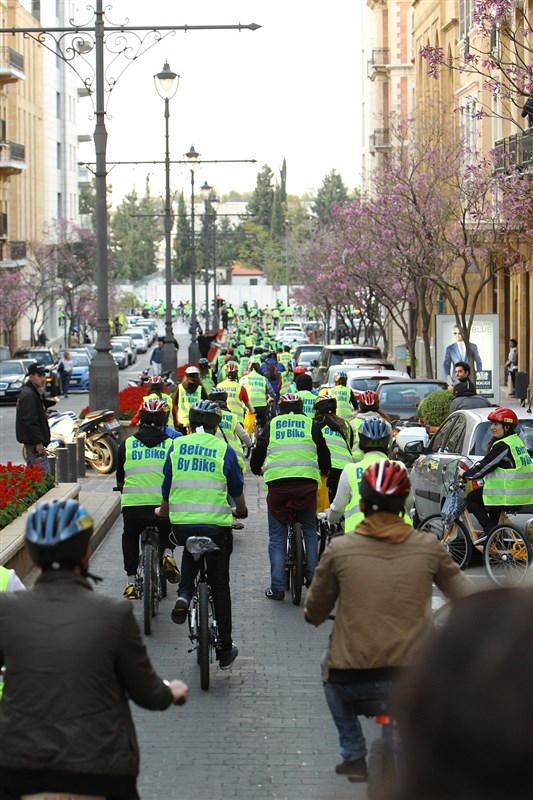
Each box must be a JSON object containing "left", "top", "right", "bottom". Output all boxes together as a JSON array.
[
  {"left": 47, "top": 409, "right": 120, "bottom": 474},
  {"left": 389, "top": 420, "right": 430, "bottom": 467}
]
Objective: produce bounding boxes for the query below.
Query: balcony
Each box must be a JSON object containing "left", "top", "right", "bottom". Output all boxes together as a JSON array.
[
  {"left": 78, "top": 166, "right": 92, "bottom": 187},
  {"left": 0, "top": 47, "right": 25, "bottom": 84},
  {"left": 0, "top": 240, "right": 27, "bottom": 268},
  {"left": 367, "top": 47, "right": 390, "bottom": 80},
  {"left": 494, "top": 130, "right": 533, "bottom": 174},
  {"left": 0, "top": 141, "right": 26, "bottom": 176},
  {"left": 369, "top": 128, "right": 391, "bottom": 153}
]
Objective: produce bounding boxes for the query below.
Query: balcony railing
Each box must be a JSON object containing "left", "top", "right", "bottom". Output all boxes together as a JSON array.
[
  {"left": 494, "top": 130, "right": 533, "bottom": 174},
  {"left": 369, "top": 129, "right": 391, "bottom": 152},
  {"left": 0, "top": 141, "right": 26, "bottom": 175},
  {"left": 0, "top": 47, "right": 25, "bottom": 83},
  {"left": 367, "top": 47, "right": 390, "bottom": 79},
  {"left": 0, "top": 240, "right": 27, "bottom": 267}
]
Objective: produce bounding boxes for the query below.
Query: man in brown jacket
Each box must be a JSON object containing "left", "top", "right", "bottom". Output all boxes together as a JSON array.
[{"left": 305, "top": 460, "right": 471, "bottom": 781}]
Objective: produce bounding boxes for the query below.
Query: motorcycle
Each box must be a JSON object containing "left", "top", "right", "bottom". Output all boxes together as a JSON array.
[
  {"left": 389, "top": 420, "right": 430, "bottom": 468},
  {"left": 47, "top": 408, "right": 120, "bottom": 474},
  {"left": 128, "top": 369, "right": 177, "bottom": 393}
]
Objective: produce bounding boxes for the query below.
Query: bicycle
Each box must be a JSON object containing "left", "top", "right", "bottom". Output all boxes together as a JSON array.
[
  {"left": 317, "top": 512, "right": 344, "bottom": 559},
  {"left": 286, "top": 520, "right": 306, "bottom": 605},
  {"left": 182, "top": 535, "right": 221, "bottom": 691},
  {"left": 348, "top": 697, "right": 400, "bottom": 800},
  {"left": 419, "top": 480, "right": 532, "bottom": 585},
  {"left": 134, "top": 525, "right": 167, "bottom": 636}
]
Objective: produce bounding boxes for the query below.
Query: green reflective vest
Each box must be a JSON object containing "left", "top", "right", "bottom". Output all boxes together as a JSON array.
[
  {"left": 264, "top": 413, "right": 320, "bottom": 485},
  {"left": 238, "top": 355, "right": 250, "bottom": 378},
  {"left": 177, "top": 384, "right": 202, "bottom": 426},
  {"left": 322, "top": 424, "right": 354, "bottom": 471},
  {"left": 278, "top": 352, "right": 293, "bottom": 369},
  {"left": 280, "top": 368, "right": 294, "bottom": 394},
  {"left": 297, "top": 390, "right": 318, "bottom": 416},
  {"left": 121, "top": 436, "right": 173, "bottom": 507},
  {"left": 329, "top": 385, "right": 355, "bottom": 421},
  {"left": 343, "top": 452, "right": 412, "bottom": 532},
  {"left": 484, "top": 434, "right": 533, "bottom": 507},
  {"left": 200, "top": 371, "right": 215, "bottom": 394},
  {"left": 351, "top": 413, "right": 392, "bottom": 461},
  {"left": 168, "top": 433, "right": 232, "bottom": 526},
  {"left": 217, "top": 409, "right": 245, "bottom": 472},
  {"left": 0, "top": 565, "right": 9, "bottom": 592},
  {"left": 240, "top": 372, "right": 268, "bottom": 408},
  {"left": 217, "top": 378, "right": 244, "bottom": 418}
]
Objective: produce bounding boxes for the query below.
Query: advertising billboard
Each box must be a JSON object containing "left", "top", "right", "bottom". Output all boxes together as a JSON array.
[{"left": 435, "top": 314, "right": 500, "bottom": 404}]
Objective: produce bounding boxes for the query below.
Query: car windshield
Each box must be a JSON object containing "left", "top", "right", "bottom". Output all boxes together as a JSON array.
[
  {"left": 379, "top": 383, "right": 441, "bottom": 408},
  {"left": 26, "top": 351, "right": 53, "bottom": 365},
  {"left": 350, "top": 377, "right": 383, "bottom": 392},
  {"left": 72, "top": 355, "right": 89, "bottom": 367},
  {"left": 112, "top": 344, "right": 124, "bottom": 353},
  {"left": 0, "top": 362, "right": 23, "bottom": 375},
  {"left": 470, "top": 420, "right": 533, "bottom": 457},
  {"left": 329, "top": 348, "right": 381, "bottom": 366}
]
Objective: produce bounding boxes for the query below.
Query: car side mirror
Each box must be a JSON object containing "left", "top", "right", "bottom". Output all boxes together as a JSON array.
[
  {"left": 404, "top": 441, "right": 426, "bottom": 456},
  {"left": 310, "top": 359, "right": 319, "bottom": 367}
]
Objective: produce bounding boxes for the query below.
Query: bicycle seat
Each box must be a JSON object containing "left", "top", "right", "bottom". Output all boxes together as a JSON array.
[
  {"left": 350, "top": 698, "right": 391, "bottom": 717},
  {"left": 185, "top": 536, "right": 220, "bottom": 556}
]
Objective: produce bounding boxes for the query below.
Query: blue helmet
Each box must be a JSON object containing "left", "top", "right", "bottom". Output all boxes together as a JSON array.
[
  {"left": 189, "top": 400, "right": 222, "bottom": 430},
  {"left": 359, "top": 418, "right": 391, "bottom": 451},
  {"left": 25, "top": 499, "right": 93, "bottom": 569}
]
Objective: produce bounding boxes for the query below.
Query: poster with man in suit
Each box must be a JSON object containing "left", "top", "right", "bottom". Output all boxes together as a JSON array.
[{"left": 436, "top": 315, "right": 499, "bottom": 404}]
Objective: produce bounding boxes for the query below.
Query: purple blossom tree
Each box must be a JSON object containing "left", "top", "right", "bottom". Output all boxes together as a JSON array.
[{"left": 0, "top": 269, "right": 31, "bottom": 353}]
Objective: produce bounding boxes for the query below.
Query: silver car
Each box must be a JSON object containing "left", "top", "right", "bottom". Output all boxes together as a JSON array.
[{"left": 410, "top": 407, "right": 533, "bottom": 524}]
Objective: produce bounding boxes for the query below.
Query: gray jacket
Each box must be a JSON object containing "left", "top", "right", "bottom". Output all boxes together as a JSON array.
[
  {"left": 0, "top": 570, "right": 171, "bottom": 781},
  {"left": 449, "top": 394, "right": 491, "bottom": 414}
]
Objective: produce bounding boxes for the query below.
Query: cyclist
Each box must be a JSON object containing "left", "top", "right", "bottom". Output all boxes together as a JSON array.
[
  {"left": 116, "top": 398, "right": 181, "bottom": 598},
  {"left": 0, "top": 565, "right": 24, "bottom": 701},
  {"left": 198, "top": 357, "right": 216, "bottom": 394},
  {"left": 217, "top": 362, "right": 255, "bottom": 421},
  {"left": 175, "top": 365, "right": 208, "bottom": 434},
  {"left": 0, "top": 499, "right": 188, "bottom": 799},
  {"left": 295, "top": 371, "right": 319, "bottom": 415},
  {"left": 313, "top": 394, "right": 355, "bottom": 501},
  {"left": 351, "top": 390, "right": 392, "bottom": 459},
  {"left": 250, "top": 392, "right": 331, "bottom": 600},
  {"left": 209, "top": 387, "right": 251, "bottom": 476},
  {"left": 322, "top": 371, "right": 358, "bottom": 421},
  {"left": 158, "top": 401, "right": 247, "bottom": 670},
  {"left": 304, "top": 461, "right": 471, "bottom": 780},
  {"left": 130, "top": 374, "right": 178, "bottom": 428},
  {"left": 460, "top": 407, "right": 533, "bottom": 535},
  {"left": 240, "top": 360, "right": 274, "bottom": 431}
]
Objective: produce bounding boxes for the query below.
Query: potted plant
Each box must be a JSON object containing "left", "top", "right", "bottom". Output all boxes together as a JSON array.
[{"left": 418, "top": 389, "right": 452, "bottom": 432}]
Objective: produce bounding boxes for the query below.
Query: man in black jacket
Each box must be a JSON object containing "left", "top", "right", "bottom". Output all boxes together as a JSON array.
[
  {"left": 0, "top": 498, "right": 189, "bottom": 799},
  {"left": 15, "top": 363, "right": 59, "bottom": 472}
]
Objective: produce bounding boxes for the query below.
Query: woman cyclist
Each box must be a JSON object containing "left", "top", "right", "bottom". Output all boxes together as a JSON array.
[{"left": 314, "top": 394, "right": 355, "bottom": 501}]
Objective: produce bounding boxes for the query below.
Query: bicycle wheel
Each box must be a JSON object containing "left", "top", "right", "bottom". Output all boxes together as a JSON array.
[
  {"left": 290, "top": 522, "right": 304, "bottom": 606},
  {"left": 419, "top": 513, "right": 472, "bottom": 569},
  {"left": 484, "top": 524, "right": 531, "bottom": 586},
  {"left": 367, "top": 737, "right": 395, "bottom": 800},
  {"left": 143, "top": 543, "right": 154, "bottom": 635},
  {"left": 198, "top": 582, "right": 210, "bottom": 691}
]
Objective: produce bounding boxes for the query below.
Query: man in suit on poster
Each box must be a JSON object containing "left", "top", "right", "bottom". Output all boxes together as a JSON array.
[{"left": 443, "top": 326, "right": 482, "bottom": 384}]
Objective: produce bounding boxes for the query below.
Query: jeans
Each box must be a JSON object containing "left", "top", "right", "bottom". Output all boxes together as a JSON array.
[
  {"left": 267, "top": 505, "right": 318, "bottom": 592},
  {"left": 323, "top": 673, "right": 394, "bottom": 761},
  {"left": 60, "top": 369, "right": 71, "bottom": 395},
  {"left": 173, "top": 526, "right": 234, "bottom": 652}
]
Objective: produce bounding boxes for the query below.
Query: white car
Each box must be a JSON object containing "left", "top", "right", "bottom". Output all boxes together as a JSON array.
[
  {"left": 124, "top": 328, "right": 148, "bottom": 354},
  {"left": 322, "top": 365, "right": 409, "bottom": 391}
]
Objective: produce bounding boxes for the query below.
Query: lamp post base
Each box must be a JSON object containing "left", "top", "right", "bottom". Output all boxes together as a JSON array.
[
  {"left": 188, "top": 340, "right": 200, "bottom": 364},
  {"left": 89, "top": 351, "right": 119, "bottom": 415},
  {"left": 161, "top": 341, "right": 177, "bottom": 379}
]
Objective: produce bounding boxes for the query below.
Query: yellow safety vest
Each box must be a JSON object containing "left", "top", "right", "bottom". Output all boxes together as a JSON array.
[
  {"left": 343, "top": 452, "right": 412, "bottom": 532},
  {"left": 217, "top": 409, "right": 245, "bottom": 473},
  {"left": 264, "top": 413, "right": 320, "bottom": 485},
  {"left": 240, "top": 372, "right": 268, "bottom": 408},
  {"left": 217, "top": 378, "right": 245, "bottom": 418},
  {"left": 177, "top": 384, "right": 202, "bottom": 426},
  {"left": 121, "top": 436, "right": 173, "bottom": 507},
  {"left": 484, "top": 434, "right": 533, "bottom": 507}
]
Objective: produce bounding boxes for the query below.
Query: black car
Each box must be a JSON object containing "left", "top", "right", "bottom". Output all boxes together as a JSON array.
[
  {"left": 12, "top": 347, "right": 61, "bottom": 395},
  {"left": 0, "top": 359, "right": 30, "bottom": 402}
]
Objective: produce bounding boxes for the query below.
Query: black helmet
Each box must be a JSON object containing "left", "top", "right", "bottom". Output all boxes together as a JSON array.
[
  {"left": 359, "top": 418, "right": 391, "bottom": 452},
  {"left": 25, "top": 499, "right": 93, "bottom": 570},
  {"left": 279, "top": 392, "right": 303, "bottom": 414},
  {"left": 314, "top": 394, "right": 337, "bottom": 414},
  {"left": 208, "top": 388, "right": 228, "bottom": 408},
  {"left": 189, "top": 400, "right": 222, "bottom": 430}
]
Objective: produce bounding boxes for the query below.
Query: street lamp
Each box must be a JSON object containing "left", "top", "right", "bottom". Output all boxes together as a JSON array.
[
  {"left": 200, "top": 180, "right": 213, "bottom": 330},
  {"left": 154, "top": 60, "right": 179, "bottom": 378},
  {"left": 210, "top": 194, "right": 220, "bottom": 330},
  {"left": 185, "top": 145, "right": 200, "bottom": 363}
]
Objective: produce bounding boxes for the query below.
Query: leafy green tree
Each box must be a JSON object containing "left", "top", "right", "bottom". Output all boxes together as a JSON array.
[
  {"left": 247, "top": 164, "right": 275, "bottom": 231},
  {"left": 312, "top": 169, "right": 349, "bottom": 227},
  {"left": 110, "top": 181, "right": 161, "bottom": 281},
  {"left": 173, "top": 192, "right": 193, "bottom": 282}
]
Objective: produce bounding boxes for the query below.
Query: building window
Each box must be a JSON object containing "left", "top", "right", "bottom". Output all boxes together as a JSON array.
[
  {"left": 460, "top": 99, "right": 478, "bottom": 165},
  {"left": 459, "top": 0, "right": 472, "bottom": 40},
  {"left": 250, "top": 278, "right": 258, "bottom": 286},
  {"left": 56, "top": 142, "right": 61, "bottom": 168},
  {"left": 56, "top": 92, "right": 61, "bottom": 118},
  {"left": 57, "top": 193, "right": 62, "bottom": 218}
]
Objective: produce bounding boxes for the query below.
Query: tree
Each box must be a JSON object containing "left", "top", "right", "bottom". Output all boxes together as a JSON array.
[
  {"left": 109, "top": 181, "right": 161, "bottom": 281},
  {"left": 22, "top": 239, "right": 61, "bottom": 344},
  {"left": 0, "top": 270, "right": 31, "bottom": 353},
  {"left": 247, "top": 164, "right": 275, "bottom": 231},
  {"left": 311, "top": 170, "right": 349, "bottom": 227},
  {"left": 173, "top": 192, "right": 192, "bottom": 282}
]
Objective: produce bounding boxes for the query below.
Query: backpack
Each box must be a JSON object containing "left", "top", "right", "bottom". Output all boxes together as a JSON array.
[{"left": 266, "top": 362, "right": 280, "bottom": 383}]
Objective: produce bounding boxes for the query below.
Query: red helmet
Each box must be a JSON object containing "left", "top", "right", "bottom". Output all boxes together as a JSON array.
[
  {"left": 279, "top": 392, "right": 303, "bottom": 413},
  {"left": 359, "top": 390, "right": 379, "bottom": 410},
  {"left": 488, "top": 407, "right": 518, "bottom": 426},
  {"left": 148, "top": 375, "right": 164, "bottom": 385},
  {"left": 225, "top": 363, "right": 238, "bottom": 375},
  {"left": 141, "top": 397, "right": 169, "bottom": 414},
  {"left": 294, "top": 366, "right": 307, "bottom": 375},
  {"left": 363, "top": 460, "right": 410, "bottom": 497}
]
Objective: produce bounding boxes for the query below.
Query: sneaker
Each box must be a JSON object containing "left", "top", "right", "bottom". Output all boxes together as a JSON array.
[
  {"left": 162, "top": 555, "right": 181, "bottom": 584},
  {"left": 171, "top": 596, "right": 189, "bottom": 624},
  {"left": 265, "top": 587, "right": 285, "bottom": 600},
  {"left": 218, "top": 644, "right": 239, "bottom": 670},
  {"left": 335, "top": 757, "right": 368, "bottom": 779},
  {"left": 123, "top": 583, "right": 138, "bottom": 600}
]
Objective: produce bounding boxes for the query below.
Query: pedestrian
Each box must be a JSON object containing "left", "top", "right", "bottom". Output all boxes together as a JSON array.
[
  {"left": 448, "top": 380, "right": 491, "bottom": 414},
  {"left": 505, "top": 338, "right": 518, "bottom": 396},
  {"left": 37, "top": 330, "right": 47, "bottom": 346},
  {"left": 58, "top": 349, "right": 73, "bottom": 397},
  {"left": 0, "top": 499, "right": 189, "bottom": 798},
  {"left": 395, "top": 588, "right": 533, "bottom": 800},
  {"left": 15, "top": 363, "right": 59, "bottom": 473},
  {"left": 197, "top": 329, "right": 219, "bottom": 359},
  {"left": 150, "top": 336, "right": 164, "bottom": 376}
]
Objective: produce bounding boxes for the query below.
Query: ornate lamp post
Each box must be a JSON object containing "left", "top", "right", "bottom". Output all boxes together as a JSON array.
[
  {"left": 200, "top": 180, "right": 213, "bottom": 330},
  {"left": 210, "top": 194, "right": 220, "bottom": 330},
  {"left": 185, "top": 145, "right": 200, "bottom": 363},
  {"left": 154, "top": 61, "right": 179, "bottom": 378}
]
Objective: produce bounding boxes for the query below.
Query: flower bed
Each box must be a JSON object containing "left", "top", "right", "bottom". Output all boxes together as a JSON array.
[{"left": 0, "top": 463, "right": 55, "bottom": 530}]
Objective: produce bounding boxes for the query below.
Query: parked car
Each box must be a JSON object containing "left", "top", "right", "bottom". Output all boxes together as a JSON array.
[
  {"left": 280, "top": 321, "right": 304, "bottom": 332},
  {"left": 322, "top": 366, "right": 410, "bottom": 393},
  {"left": 133, "top": 320, "right": 156, "bottom": 345},
  {"left": 111, "top": 335, "right": 137, "bottom": 365},
  {"left": 294, "top": 344, "right": 322, "bottom": 363},
  {"left": 70, "top": 346, "right": 96, "bottom": 362},
  {"left": 0, "top": 346, "right": 10, "bottom": 363},
  {"left": 376, "top": 378, "right": 447, "bottom": 422},
  {"left": 12, "top": 347, "right": 61, "bottom": 395},
  {"left": 276, "top": 330, "right": 309, "bottom": 346},
  {"left": 111, "top": 342, "right": 128, "bottom": 370},
  {"left": 311, "top": 344, "right": 384, "bottom": 386},
  {"left": 409, "top": 407, "right": 533, "bottom": 526},
  {"left": 124, "top": 328, "right": 148, "bottom": 354},
  {"left": 0, "top": 360, "right": 30, "bottom": 402},
  {"left": 69, "top": 353, "right": 91, "bottom": 391}
]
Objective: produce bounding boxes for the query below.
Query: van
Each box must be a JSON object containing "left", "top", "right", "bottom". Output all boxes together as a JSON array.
[{"left": 311, "top": 344, "right": 383, "bottom": 387}]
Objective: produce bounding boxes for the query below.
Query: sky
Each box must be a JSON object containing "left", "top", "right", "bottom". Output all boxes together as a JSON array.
[{"left": 71, "top": 0, "right": 363, "bottom": 208}]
